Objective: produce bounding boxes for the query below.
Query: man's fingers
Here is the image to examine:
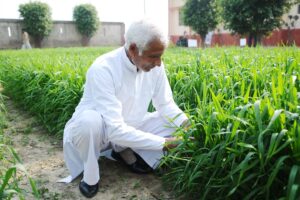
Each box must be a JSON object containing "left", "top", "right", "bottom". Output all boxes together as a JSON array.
[
  {"left": 175, "top": 136, "right": 195, "bottom": 140},
  {"left": 189, "top": 136, "right": 195, "bottom": 140}
]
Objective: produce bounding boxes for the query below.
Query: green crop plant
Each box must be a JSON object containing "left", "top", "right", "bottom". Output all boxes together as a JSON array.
[
  {"left": 0, "top": 46, "right": 299, "bottom": 199},
  {"left": 0, "top": 47, "right": 114, "bottom": 137},
  {"left": 0, "top": 93, "right": 39, "bottom": 199},
  {"left": 162, "top": 47, "right": 300, "bottom": 199}
]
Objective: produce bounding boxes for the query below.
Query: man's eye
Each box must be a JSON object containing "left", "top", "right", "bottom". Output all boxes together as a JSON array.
[{"left": 149, "top": 55, "right": 160, "bottom": 59}]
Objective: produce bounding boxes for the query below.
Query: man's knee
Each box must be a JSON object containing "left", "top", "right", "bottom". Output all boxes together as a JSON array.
[
  {"left": 79, "top": 110, "right": 103, "bottom": 132},
  {"left": 70, "top": 110, "right": 104, "bottom": 147}
]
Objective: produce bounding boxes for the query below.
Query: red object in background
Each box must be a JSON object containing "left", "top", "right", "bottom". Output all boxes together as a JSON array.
[{"left": 170, "top": 29, "right": 300, "bottom": 47}]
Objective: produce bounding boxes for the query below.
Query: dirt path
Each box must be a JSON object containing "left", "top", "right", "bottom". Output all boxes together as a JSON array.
[{"left": 3, "top": 98, "right": 175, "bottom": 200}]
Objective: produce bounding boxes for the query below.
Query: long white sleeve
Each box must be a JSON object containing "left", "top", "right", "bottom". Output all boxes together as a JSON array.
[{"left": 152, "top": 64, "right": 188, "bottom": 127}]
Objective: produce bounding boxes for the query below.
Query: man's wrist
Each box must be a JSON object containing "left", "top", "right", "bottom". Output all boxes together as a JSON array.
[
  {"left": 163, "top": 138, "right": 168, "bottom": 151},
  {"left": 163, "top": 137, "right": 181, "bottom": 151},
  {"left": 181, "top": 119, "right": 190, "bottom": 128}
]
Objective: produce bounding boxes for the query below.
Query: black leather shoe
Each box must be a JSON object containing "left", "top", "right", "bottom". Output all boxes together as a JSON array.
[
  {"left": 111, "top": 150, "right": 153, "bottom": 174},
  {"left": 79, "top": 181, "right": 99, "bottom": 198}
]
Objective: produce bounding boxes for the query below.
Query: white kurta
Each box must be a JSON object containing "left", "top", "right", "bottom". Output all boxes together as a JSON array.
[{"left": 62, "top": 47, "right": 188, "bottom": 183}]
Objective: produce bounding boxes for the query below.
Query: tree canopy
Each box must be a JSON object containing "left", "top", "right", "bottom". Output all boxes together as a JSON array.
[
  {"left": 19, "top": 1, "right": 52, "bottom": 48},
  {"left": 183, "top": 0, "right": 219, "bottom": 47},
  {"left": 73, "top": 4, "right": 100, "bottom": 46},
  {"left": 220, "top": 0, "right": 299, "bottom": 46}
]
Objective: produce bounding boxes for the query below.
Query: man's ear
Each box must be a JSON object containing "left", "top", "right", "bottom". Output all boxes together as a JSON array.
[{"left": 129, "top": 43, "right": 138, "bottom": 56}]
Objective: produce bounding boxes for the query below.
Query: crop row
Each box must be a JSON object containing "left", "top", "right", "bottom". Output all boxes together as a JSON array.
[{"left": 0, "top": 46, "right": 299, "bottom": 199}]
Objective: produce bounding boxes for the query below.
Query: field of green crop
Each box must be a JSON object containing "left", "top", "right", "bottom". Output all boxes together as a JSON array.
[{"left": 0, "top": 46, "right": 299, "bottom": 199}]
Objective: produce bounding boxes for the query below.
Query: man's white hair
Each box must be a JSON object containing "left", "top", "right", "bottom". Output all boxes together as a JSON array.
[{"left": 124, "top": 19, "right": 168, "bottom": 55}]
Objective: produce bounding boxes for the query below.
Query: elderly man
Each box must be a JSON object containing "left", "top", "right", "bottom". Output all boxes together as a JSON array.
[{"left": 63, "top": 20, "right": 189, "bottom": 198}]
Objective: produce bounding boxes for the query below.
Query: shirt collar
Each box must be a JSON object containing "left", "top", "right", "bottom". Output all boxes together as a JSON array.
[{"left": 122, "top": 47, "right": 138, "bottom": 73}]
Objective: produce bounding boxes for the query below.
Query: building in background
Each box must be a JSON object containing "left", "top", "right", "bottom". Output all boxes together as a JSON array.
[
  {"left": 168, "top": 0, "right": 300, "bottom": 47},
  {"left": 168, "top": 0, "right": 200, "bottom": 46}
]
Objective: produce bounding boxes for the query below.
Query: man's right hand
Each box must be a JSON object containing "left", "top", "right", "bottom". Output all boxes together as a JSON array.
[{"left": 163, "top": 137, "right": 182, "bottom": 151}]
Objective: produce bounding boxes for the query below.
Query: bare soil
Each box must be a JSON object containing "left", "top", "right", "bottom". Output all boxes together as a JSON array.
[{"left": 3, "top": 98, "right": 175, "bottom": 200}]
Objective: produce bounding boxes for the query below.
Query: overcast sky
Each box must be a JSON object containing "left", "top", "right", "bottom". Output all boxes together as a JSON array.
[{"left": 0, "top": 0, "right": 168, "bottom": 35}]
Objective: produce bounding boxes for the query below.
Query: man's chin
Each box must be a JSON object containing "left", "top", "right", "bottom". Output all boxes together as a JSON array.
[{"left": 142, "top": 68, "right": 152, "bottom": 72}]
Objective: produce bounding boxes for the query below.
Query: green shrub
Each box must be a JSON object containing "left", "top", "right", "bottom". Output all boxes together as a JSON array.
[
  {"left": 73, "top": 4, "right": 100, "bottom": 46},
  {"left": 19, "top": 1, "right": 52, "bottom": 48}
]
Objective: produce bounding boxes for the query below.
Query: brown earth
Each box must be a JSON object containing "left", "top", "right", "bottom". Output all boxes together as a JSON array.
[{"left": 3, "top": 98, "right": 176, "bottom": 200}]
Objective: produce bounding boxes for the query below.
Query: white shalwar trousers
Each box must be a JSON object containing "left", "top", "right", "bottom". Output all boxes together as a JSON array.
[{"left": 63, "top": 110, "right": 176, "bottom": 185}]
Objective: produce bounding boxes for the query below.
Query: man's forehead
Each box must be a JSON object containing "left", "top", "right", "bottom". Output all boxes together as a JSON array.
[{"left": 144, "top": 39, "right": 165, "bottom": 53}]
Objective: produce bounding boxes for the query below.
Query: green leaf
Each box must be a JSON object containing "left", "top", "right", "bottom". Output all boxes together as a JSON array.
[
  {"left": 254, "top": 100, "right": 262, "bottom": 133},
  {"left": 0, "top": 167, "right": 16, "bottom": 195},
  {"left": 237, "top": 142, "right": 257, "bottom": 151},
  {"left": 265, "top": 109, "right": 283, "bottom": 131},
  {"left": 266, "top": 155, "right": 289, "bottom": 188},
  {"left": 287, "top": 165, "right": 300, "bottom": 200}
]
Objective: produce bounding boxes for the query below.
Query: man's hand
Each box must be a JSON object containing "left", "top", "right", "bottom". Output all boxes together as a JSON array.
[
  {"left": 181, "top": 119, "right": 191, "bottom": 131},
  {"left": 163, "top": 137, "right": 182, "bottom": 151}
]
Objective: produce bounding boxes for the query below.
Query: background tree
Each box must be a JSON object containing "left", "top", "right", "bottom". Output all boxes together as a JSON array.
[
  {"left": 183, "top": 0, "right": 219, "bottom": 47},
  {"left": 220, "top": 0, "right": 300, "bottom": 47},
  {"left": 73, "top": 4, "right": 100, "bottom": 46},
  {"left": 19, "top": 1, "right": 52, "bottom": 48}
]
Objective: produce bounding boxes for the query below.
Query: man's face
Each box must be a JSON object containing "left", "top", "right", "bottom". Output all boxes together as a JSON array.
[{"left": 129, "top": 39, "right": 165, "bottom": 72}]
